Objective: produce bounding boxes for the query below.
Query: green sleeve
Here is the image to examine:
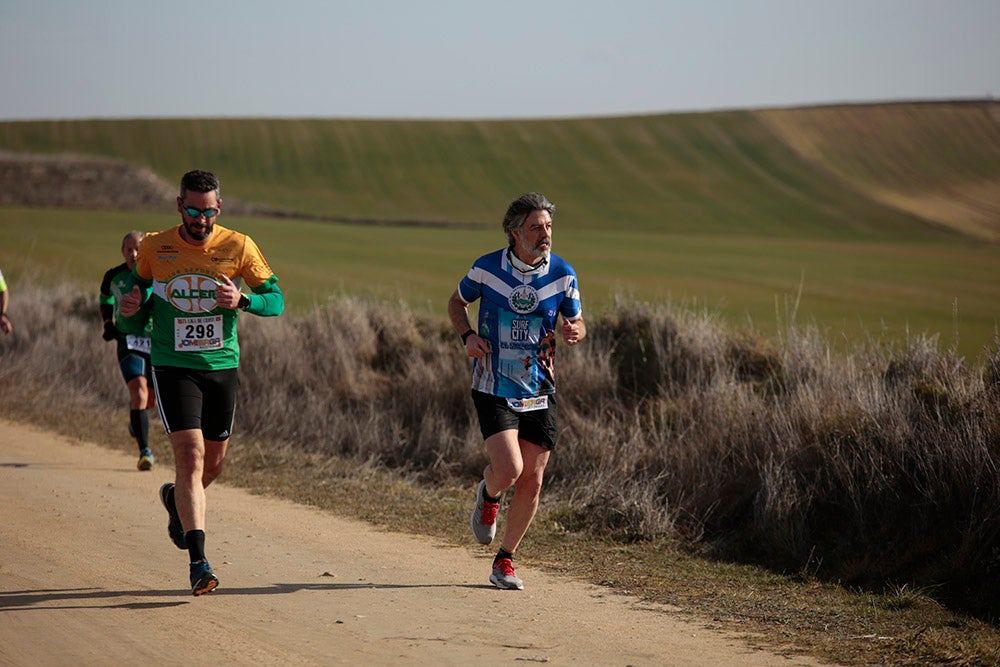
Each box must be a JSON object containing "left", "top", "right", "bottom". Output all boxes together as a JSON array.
[{"left": 245, "top": 276, "right": 284, "bottom": 317}]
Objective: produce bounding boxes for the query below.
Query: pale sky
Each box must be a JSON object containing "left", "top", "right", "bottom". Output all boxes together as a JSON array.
[{"left": 1, "top": 0, "right": 997, "bottom": 121}]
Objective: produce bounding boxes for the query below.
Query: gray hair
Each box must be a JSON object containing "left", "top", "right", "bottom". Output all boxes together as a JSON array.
[
  {"left": 502, "top": 192, "right": 554, "bottom": 248},
  {"left": 121, "top": 230, "right": 145, "bottom": 250}
]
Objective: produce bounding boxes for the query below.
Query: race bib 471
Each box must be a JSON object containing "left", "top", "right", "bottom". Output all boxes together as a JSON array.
[{"left": 125, "top": 335, "right": 151, "bottom": 354}]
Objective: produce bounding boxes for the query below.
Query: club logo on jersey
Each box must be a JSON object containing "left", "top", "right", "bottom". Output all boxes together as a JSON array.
[
  {"left": 167, "top": 274, "right": 218, "bottom": 313},
  {"left": 509, "top": 285, "right": 539, "bottom": 314}
]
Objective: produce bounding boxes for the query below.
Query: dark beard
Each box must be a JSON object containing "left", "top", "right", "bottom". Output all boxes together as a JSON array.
[{"left": 184, "top": 221, "right": 213, "bottom": 241}]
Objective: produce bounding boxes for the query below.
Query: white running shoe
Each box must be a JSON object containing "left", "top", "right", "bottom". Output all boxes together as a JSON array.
[
  {"left": 489, "top": 557, "right": 524, "bottom": 590},
  {"left": 470, "top": 480, "right": 500, "bottom": 545}
]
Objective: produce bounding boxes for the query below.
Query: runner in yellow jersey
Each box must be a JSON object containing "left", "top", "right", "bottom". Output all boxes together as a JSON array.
[{"left": 120, "top": 170, "right": 284, "bottom": 596}]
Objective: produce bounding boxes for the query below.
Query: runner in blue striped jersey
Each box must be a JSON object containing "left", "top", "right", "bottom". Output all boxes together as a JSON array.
[{"left": 448, "top": 192, "right": 586, "bottom": 590}]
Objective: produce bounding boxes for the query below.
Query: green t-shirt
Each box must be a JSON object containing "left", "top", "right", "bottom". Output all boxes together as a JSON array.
[{"left": 100, "top": 262, "right": 153, "bottom": 337}]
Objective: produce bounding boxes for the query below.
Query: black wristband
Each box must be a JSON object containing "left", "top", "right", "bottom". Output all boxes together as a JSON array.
[
  {"left": 238, "top": 294, "right": 250, "bottom": 310},
  {"left": 460, "top": 329, "right": 475, "bottom": 344}
]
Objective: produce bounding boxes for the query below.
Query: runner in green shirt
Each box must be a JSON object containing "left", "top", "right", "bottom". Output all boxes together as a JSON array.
[{"left": 100, "top": 231, "right": 157, "bottom": 470}]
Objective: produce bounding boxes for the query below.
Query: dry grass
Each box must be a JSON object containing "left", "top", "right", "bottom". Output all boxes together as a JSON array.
[{"left": 2, "top": 277, "right": 999, "bottom": 666}]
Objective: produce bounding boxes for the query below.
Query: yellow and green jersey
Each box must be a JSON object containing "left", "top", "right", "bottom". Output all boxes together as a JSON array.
[{"left": 126, "top": 223, "right": 283, "bottom": 370}]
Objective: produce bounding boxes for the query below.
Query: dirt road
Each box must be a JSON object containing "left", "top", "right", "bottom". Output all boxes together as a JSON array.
[{"left": 0, "top": 419, "right": 826, "bottom": 666}]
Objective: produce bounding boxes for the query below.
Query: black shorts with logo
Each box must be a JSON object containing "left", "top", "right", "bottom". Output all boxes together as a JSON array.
[
  {"left": 152, "top": 366, "right": 238, "bottom": 441},
  {"left": 471, "top": 390, "right": 558, "bottom": 451}
]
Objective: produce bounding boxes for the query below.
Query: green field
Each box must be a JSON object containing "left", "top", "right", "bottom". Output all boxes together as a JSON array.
[{"left": 1, "top": 207, "right": 996, "bottom": 359}]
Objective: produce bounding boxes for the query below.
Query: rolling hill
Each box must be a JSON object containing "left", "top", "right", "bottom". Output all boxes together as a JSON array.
[{"left": 2, "top": 100, "right": 999, "bottom": 241}]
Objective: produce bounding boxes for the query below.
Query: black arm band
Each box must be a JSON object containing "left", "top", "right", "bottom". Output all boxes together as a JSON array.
[
  {"left": 238, "top": 294, "right": 251, "bottom": 310},
  {"left": 460, "top": 329, "right": 475, "bottom": 344}
]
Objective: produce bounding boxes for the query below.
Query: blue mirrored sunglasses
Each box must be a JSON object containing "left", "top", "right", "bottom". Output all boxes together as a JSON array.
[{"left": 182, "top": 206, "right": 220, "bottom": 219}]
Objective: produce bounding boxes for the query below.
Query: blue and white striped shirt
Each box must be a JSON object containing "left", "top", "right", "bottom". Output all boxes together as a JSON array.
[{"left": 457, "top": 249, "right": 582, "bottom": 398}]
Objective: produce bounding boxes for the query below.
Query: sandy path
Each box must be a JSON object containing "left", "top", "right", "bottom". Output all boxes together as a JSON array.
[{"left": 0, "top": 419, "right": 826, "bottom": 666}]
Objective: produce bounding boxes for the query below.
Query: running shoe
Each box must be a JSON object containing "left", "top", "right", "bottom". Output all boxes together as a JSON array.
[
  {"left": 189, "top": 560, "right": 219, "bottom": 596},
  {"left": 137, "top": 448, "right": 154, "bottom": 471},
  {"left": 470, "top": 479, "right": 500, "bottom": 545},
  {"left": 489, "top": 557, "right": 524, "bottom": 590},
  {"left": 159, "top": 482, "right": 187, "bottom": 549}
]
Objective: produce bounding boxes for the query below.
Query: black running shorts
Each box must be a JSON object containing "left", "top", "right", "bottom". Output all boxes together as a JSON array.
[
  {"left": 152, "top": 366, "right": 239, "bottom": 441},
  {"left": 116, "top": 339, "right": 152, "bottom": 384},
  {"left": 471, "top": 390, "right": 558, "bottom": 451}
]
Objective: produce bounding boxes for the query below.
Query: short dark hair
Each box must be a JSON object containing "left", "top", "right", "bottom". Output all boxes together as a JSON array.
[
  {"left": 502, "top": 192, "right": 554, "bottom": 248},
  {"left": 180, "top": 170, "right": 220, "bottom": 198}
]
